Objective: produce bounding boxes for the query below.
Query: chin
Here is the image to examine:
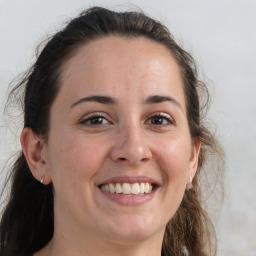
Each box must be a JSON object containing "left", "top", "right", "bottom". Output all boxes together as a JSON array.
[{"left": 101, "top": 214, "right": 165, "bottom": 244}]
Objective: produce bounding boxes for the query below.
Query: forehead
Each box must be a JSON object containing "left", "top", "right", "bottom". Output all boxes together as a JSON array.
[
  {"left": 61, "top": 36, "right": 180, "bottom": 79},
  {"left": 57, "top": 36, "right": 185, "bottom": 109}
]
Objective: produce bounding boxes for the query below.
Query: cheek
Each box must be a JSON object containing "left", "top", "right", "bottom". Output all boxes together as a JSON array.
[
  {"left": 157, "top": 135, "right": 191, "bottom": 181},
  {"left": 155, "top": 136, "right": 192, "bottom": 219},
  {"left": 47, "top": 134, "right": 107, "bottom": 187}
]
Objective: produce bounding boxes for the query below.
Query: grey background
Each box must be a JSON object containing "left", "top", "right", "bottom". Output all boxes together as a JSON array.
[{"left": 0, "top": 0, "right": 255, "bottom": 255}]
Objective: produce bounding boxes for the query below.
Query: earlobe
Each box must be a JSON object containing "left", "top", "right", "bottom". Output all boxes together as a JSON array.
[
  {"left": 188, "top": 139, "right": 201, "bottom": 181},
  {"left": 20, "top": 128, "right": 51, "bottom": 184}
]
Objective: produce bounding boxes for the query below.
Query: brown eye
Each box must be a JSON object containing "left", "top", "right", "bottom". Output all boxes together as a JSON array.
[
  {"left": 150, "top": 116, "right": 165, "bottom": 125},
  {"left": 80, "top": 115, "right": 109, "bottom": 126},
  {"left": 145, "top": 113, "right": 174, "bottom": 126},
  {"left": 88, "top": 117, "right": 105, "bottom": 125}
]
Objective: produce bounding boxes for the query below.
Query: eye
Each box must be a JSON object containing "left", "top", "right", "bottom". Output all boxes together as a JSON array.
[
  {"left": 80, "top": 113, "right": 111, "bottom": 127},
  {"left": 145, "top": 113, "right": 174, "bottom": 126}
]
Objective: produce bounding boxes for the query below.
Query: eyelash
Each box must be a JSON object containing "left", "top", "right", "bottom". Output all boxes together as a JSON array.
[
  {"left": 145, "top": 112, "right": 175, "bottom": 126},
  {"left": 79, "top": 112, "right": 111, "bottom": 127},
  {"left": 79, "top": 112, "right": 175, "bottom": 128}
]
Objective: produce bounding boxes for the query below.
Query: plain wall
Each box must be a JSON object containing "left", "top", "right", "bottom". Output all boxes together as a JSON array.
[{"left": 1, "top": 0, "right": 255, "bottom": 255}]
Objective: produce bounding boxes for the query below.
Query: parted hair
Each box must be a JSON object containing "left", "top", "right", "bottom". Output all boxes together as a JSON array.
[{"left": 0, "top": 7, "right": 224, "bottom": 256}]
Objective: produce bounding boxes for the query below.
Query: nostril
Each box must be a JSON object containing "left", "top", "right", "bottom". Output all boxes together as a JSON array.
[{"left": 117, "top": 157, "right": 149, "bottom": 164}]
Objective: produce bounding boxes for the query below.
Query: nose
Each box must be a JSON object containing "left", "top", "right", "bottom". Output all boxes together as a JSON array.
[{"left": 110, "top": 125, "right": 152, "bottom": 165}]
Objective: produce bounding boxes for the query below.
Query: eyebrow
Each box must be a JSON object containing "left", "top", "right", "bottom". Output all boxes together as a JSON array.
[
  {"left": 70, "top": 95, "right": 118, "bottom": 109},
  {"left": 145, "top": 95, "right": 183, "bottom": 111},
  {"left": 70, "top": 94, "right": 183, "bottom": 112}
]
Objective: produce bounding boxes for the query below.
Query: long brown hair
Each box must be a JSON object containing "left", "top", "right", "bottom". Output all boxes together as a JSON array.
[{"left": 0, "top": 7, "right": 224, "bottom": 256}]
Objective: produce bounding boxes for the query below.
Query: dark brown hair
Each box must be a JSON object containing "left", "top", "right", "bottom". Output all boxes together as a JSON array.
[{"left": 0, "top": 7, "right": 224, "bottom": 256}]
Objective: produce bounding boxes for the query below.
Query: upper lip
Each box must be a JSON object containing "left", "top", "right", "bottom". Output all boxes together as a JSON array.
[{"left": 98, "top": 175, "right": 160, "bottom": 186}]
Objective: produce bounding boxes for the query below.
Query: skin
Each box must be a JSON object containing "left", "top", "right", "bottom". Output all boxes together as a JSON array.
[{"left": 21, "top": 36, "right": 200, "bottom": 256}]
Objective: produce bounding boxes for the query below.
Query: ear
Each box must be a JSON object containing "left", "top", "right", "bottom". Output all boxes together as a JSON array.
[
  {"left": 20, "top": 127, "right": 52, "bottom": 185},
  {"left": 187, "top": 139, "right": 201, "bottom": 184}
]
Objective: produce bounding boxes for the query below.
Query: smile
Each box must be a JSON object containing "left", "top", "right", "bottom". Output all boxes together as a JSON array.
[{"left": 99, "top": 182, "right": 154, "bottom": 195}]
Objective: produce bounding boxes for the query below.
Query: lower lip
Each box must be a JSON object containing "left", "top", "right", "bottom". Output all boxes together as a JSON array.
[{"left": 98, "top": 188, "right": 157, "bottom": 206}]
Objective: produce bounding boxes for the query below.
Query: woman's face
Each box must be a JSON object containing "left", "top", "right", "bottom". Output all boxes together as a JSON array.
[{"left": 43, "top": 37, "right": 199, "bottom": 244}]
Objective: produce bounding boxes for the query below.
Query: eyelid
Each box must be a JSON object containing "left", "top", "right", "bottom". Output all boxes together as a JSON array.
[
  {"left": 146, "top": 112, "right": 176, "bottom": 125},
  {"left": 79, "top": 112, "right": 112, "bottom": 125},
  {"left": 78, "top": 111, "right": 175, "bottom": 127}
]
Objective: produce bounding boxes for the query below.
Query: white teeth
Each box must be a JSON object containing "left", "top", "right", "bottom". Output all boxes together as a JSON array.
[
  {"left": 122, "top": 183, "right": 131, "bottom": 194},
  {"left": 100, "top": 182, "right": 154, "bottom": 195},
  {"left": 116, "top": 183, "right": 122, "bottom": 194},
  {"left": 131, "top": 183, "right": 140, "bottom": 195},
  {"left": 145, "top": 183, "right": 150, "bottom": 193},
  {"left": 104, "top": 184, "right": 110, "bottom": 192},
  {"left": 140, "top": 183, "right": 145, "bottom": 193},
  {"left": 109, "top": 183, "right": 115, "bottom": 193}
]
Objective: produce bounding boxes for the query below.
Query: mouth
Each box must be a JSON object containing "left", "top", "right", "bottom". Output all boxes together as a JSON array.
[{"left": 99, "top": 182, "right": 155, "bottom": 196}]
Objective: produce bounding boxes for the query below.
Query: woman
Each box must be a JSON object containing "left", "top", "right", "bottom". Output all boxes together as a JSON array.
[{"left": 0, "top": 6, "right": 224, "bottom": 256}]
